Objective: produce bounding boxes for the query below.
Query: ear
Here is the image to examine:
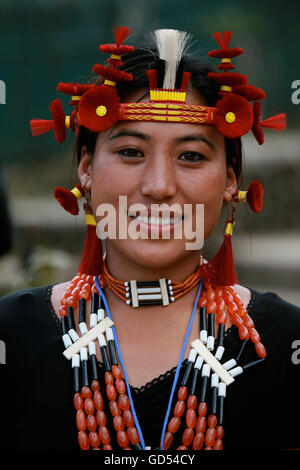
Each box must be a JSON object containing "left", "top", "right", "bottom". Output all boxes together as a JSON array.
[
  {"left": 78, "top": 145, "right": 92, "bottom": 192},
  {"left": 223, "top": 166, "right": 237, "bottom": 203}
]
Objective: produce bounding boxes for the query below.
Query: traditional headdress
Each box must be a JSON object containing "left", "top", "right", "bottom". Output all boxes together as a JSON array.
[
  {"left": 30, "top": 26, "right": 286, "bottom": 286},
  {"left": 31, "top": 28, "right": 285, "bottom": 142}
]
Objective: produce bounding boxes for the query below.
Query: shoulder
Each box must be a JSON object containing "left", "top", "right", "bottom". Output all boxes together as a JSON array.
[
  {"left": 234, "top": 283, "right": 300, "bottom": 325},
  {"left": 250, "top": 288, "right": 300, "bottom": 322},
  {"left": 0, "top": 285, "right": 62, "bottom": 364},
  {"left": 247, "top": 288, "right": 300, "bottom": 349},
  {"left": 233, "top": 284, "right": 300, "bottom": 350},
  {"left": 0, "top": 285, "right": 51, "bottom": 327}
]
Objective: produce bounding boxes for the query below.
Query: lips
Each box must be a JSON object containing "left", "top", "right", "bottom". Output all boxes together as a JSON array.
[
  {"left": 128, "top": 208, "right": 184, "bottom": 225},
  {"left": 129, "top": 214, "right": 183, "bottom": 226},
  {"left": 127, "top": 211, "right": 184, "bottom": 238}
]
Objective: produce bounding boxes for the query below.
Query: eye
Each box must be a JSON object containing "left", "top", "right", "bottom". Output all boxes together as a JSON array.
[
  {"left": 118, "top": 148, "right": 144, "bottom": 158},
  {"left": 178, "top": 151, "right": 206, "bottom": 162}
]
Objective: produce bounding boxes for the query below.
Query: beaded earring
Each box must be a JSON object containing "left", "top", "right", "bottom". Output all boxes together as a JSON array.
[
  {"left": 54, "top": 183, "right": 103, "bottom": 277},
  {"left": 204, "top": 210, "right": 238, "bottom": 288},
  {"left": 204, "top": 180, "right": 263, "bottom": 286}
]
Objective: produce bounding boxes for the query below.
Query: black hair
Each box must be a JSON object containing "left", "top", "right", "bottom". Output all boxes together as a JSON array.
[{"left": 76, "top": 45, "right": 242, "bottom": 180}]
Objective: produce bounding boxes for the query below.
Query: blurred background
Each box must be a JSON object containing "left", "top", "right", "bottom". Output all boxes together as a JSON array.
[{"left": 0, "top": 0, "right": 299, "bottom": 305}]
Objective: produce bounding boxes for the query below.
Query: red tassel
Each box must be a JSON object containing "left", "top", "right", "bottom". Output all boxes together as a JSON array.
[
  {"left": 217, "top": 62, "right": 235, "bottom": 71},
  {"left": 207, "top": 72, "right": 248, "bottom": 87},
  {"left": 246, "top": 180, "right": 264, "bottom": 213},
  {"left": 204, "top": 233, "right": 238, "bottom": 286},
  {"left": 30, "top": 99, "right": 66, "bottom": 143},
  {"left": 252, "top": 102, "right": 286, "bottom": 145},
  {"left": 208, "top": 47, "right": 243, "bottom": 59},
  {"left": 99, "top": 26, "right": 134, "bottom": 55},
  {"left": 261, "top": 113, "right": 286, "bottom": 130},
  {"left": 147, "top": 69, "right": 158, "bottom": 90},
  {"left": 212, "top": 31, "right": 232, "bottom": 49},
  {"left": 54, "top": 184, "right": 83, "bottom": 215},
  {"left": 78, "top": 223, "right": 103, "bottom": 276},
  {"left": 92, "top": 64, "right": 133, "bottom": 82},
  {"left": 30, "top": 119, "right": 53, "bottom": 136},
  {"left": 114, "top": 26, "right": 130, "bottom": 48},
  {"left": 107, "top": 57, "right": 123, "bottom": 67},
  {"left": 56, "top": 82, "right": 94, "bottom": 96},
  {"left": 99, "top": 44, "right": 134, "bottom": 55},
  {"left": 180, "top": 71, "right": 192, "bottom": 92},
  {"left": 208, "top": 31, "right": 243, "bottom": 59}
]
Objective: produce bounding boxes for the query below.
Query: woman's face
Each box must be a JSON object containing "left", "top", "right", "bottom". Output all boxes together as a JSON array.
[{"left": 78, "top": 89, "right": 237, "bottom": 270}]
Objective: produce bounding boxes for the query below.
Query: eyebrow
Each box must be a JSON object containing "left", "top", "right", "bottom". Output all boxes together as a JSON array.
[
  {"left": 107, "top": 130, "right": 150, "bottom": 142},
  {"left": 107, "top": 130, "right": 215, "bottom": 150},
  {"left": 174, "top": 133, "right": 216, "bottom": 151}
]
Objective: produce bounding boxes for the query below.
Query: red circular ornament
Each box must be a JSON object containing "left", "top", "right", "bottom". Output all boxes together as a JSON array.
[
  {"left": 252, "top": 101, "right": 265, "bottom": 145},
  {"left": 93, "top": 64, "right": 133, "bottom": 82},
  {"left": 99, "top": 44, "right": 134, "bottom": 55},
  {"left": 50, "top": 99, "right": 66, "bottom": 143},
  {"left": 214, "top": 94, "right": 253, "bottom": 138},
  {"left": 78, "top": 85, "right": 120, "bottom": 132},
  {"left": 232, "top": 84, "right": 266, "bottom": 101},
  {"left": 207, "top": 72, "right": 247, "bottom": 87}
]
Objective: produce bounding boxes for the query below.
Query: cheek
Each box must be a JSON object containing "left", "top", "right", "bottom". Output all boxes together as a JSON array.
[
  {"left": 90, "top": 158, "right": 114, "bottom": 214},
  {"left": 184, "top": 164, "right": 227, "bottom": 238},
  {"left": 204, "top": 173, "right": 227, "bottom": 237},
  {"left": 90, "top": 156, "right": 137, "bottom": 214},
  {"left": 184, "top": 163, "right": 226, "bottom": 205}
]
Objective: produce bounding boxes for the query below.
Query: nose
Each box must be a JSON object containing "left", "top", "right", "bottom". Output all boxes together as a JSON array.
[{"left": 140, "top": 153, "right": 177, "bottom": 201}]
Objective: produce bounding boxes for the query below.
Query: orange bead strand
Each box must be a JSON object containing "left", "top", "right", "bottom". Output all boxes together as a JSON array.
[{"left": 63, "top": 272, "right": 267, "bottom": 451}]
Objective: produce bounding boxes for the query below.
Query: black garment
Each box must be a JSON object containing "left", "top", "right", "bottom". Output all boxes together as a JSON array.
[{"left": 0, "top": 285, "right": 299, "bottom": 451}]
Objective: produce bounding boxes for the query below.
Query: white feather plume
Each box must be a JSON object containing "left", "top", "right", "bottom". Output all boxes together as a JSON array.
[{"left": 154, "top": 29, "right": 190, "bottom": 90}]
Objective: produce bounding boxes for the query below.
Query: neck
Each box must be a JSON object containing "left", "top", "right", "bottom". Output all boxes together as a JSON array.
[{"left": 104, "top": 247, "right": 202, "bottom": 282}]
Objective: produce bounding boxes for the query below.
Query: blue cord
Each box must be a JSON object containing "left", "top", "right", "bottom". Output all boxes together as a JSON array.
[{"left": 94, "top": 276, "right": 202, "bottom": 450}]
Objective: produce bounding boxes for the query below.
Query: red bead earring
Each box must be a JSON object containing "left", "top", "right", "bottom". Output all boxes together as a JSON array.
[
  {"left": 204, "top": 206, "right": 238, "bottom": 287},
  {"left": 204, "top": 180, "right": 264, "bottom": 286},
  {"left": 54, "top": 183, "right": 103, "bottom": 277}
]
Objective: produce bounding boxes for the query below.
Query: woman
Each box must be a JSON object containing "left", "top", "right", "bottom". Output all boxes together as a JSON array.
[{"left": 0, "top": 27, "right": 299, "bottom": 451}]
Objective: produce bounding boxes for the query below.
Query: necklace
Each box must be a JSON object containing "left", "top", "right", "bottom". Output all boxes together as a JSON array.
[
  {"left": 59, "top": 272, "right": 267, "bottom": 450},
  {"left": 101, "top": 258, "right": 202, "bottom": 307},
  {"left": 95, "top": 276, "right": 203, "bottom": 449}
]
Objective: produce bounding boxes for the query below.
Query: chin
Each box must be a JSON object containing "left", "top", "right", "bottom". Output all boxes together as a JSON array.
[{"left": 113, "top": 238, "right": 190, "bottom": 270}]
